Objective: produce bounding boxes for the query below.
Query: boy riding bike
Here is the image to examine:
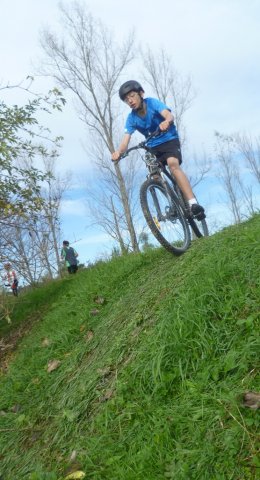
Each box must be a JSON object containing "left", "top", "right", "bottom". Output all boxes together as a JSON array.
[{"left": 111, "top": 80, "right": 205, "bottom": 221}]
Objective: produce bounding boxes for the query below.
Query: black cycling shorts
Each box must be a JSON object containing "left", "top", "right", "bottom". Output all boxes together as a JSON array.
[{"left": 150, "top": 138, "right": 182, "bottom": 165}]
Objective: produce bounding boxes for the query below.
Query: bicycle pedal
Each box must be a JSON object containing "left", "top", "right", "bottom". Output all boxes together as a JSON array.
[
  {"left": 193, "top": 212, "right": 206, "bottom": 221},
  {"left": 191, "top": 204, "right": 206, "bottom": 221}
]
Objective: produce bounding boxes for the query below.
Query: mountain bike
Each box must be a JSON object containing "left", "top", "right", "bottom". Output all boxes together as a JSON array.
[{"left": 119, "top": 132, "right": 209, "bottom": 255}]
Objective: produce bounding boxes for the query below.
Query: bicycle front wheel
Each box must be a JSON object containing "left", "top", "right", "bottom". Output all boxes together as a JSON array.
[
  {"left": 140, "top": 178, "right": 191, "bottom": 255},
  {"left": 189, "top": 216, "right": 209, "bottom": 238}
]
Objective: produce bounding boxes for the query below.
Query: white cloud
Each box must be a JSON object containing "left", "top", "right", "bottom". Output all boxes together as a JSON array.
[
  {"left": 60, "top": 198, "right": 86, "bottom": 217},
  {"left": 77, "top": 232, "right": 111, "bottom": 247},
  {"left": 2, "top": 0, "right": 260, "bottom": 152}
]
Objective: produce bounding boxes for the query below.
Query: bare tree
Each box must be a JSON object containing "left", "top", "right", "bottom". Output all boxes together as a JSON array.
[
  {"left": 141, "top": 47, "right": 196, "bottom": 145},
  {"left": 234, "top": 133, "right": 260, "bottom": 184},
  {"left": 141, "top": 47, "right": 211, "bottom": 190},
  {"left": 214, "top": 132, "right": 255, "bottom": 224},
  {"left": 0, "top": 155, "right": 69, "bottom": 284},
  {"left": 1, "top": 219, "right": 45, "bottom": 284},
  {"left": 83, "top": 135, "right": 143, "bottom": 253},
  {"left": 1, "top": 211, "right": 60, "bottom": 285},
  {"left": 40, "top": 156, "right": 71, "bottom": 275},
  {"left": 39, "top": 1, "right": 140, "bottom": 253},
  {"left": 215, "top": 133, "right": 242, "bottom": 223}
]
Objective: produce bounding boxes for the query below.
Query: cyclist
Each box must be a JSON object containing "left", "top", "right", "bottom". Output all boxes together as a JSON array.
[
  {"left": 60, "top": 241, "right": 79, "bottom": 274},
  {"left": 2, "top": 262, "right": 19, "bottom": 296},
  {"left": 111, "top": 80, "right": 205, "bottom": 220}
]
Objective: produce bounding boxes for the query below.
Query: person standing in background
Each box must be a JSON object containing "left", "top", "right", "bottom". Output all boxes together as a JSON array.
[
  {"left": 60, "top": 241, "right": 79, "bottom": 274},
  {"left": 1, "top": 263, "right": 19, "bottom": 296}
]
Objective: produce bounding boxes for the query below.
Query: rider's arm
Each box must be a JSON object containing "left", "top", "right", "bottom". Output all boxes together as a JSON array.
[
  {"left": 159, "top": 109, "right": 174, "bottom": 131},
  {"left": 112, "top": 133, "right": 131, "bottom": 161}
]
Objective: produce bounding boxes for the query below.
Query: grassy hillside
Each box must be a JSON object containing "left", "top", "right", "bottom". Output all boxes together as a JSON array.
[{"left": 0, "top": 215, "right": 259, "bottom": 480}]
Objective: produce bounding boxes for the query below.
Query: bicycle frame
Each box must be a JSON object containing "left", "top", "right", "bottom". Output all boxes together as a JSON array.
[
  {"left": 140, "top": 149, "right": 190, "bottom": 220},
  {"left": 118, "top": 130, "right": 208, "bottom": 238},
  {"left": 119, "top": 131, "right": 186, "bottom": 210}
]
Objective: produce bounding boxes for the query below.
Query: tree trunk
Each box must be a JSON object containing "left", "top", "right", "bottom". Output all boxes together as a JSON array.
[
  {"left": 110, "top": 196, "right": 128, "bottom": 254},
  {"left": 114, "top": 163, "right": 139, "bottom": 252}
]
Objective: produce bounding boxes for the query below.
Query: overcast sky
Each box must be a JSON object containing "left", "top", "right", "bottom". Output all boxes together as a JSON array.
[{"left": 1, "top": 0, "right": 260, "bottom": 262}]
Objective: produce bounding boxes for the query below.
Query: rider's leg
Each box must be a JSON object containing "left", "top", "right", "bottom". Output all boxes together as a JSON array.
[
  {"left": 167, "top": 156, "right": 194, "bottom": 200},
  {"left": 167, "top": 156, "right": 205, "bottom": 219}
]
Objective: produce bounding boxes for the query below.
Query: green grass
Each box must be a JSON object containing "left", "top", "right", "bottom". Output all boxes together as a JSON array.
[
  {"left": 0, "top": 277, "right": 73, "bottom": 337},
  {"left": 0, "top": 215, "right": 259, "bottom": 479}
]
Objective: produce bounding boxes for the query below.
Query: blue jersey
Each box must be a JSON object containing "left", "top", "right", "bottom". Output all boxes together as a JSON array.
[{"left": 124, "top": 97, "right": 179, "bottom": 148}]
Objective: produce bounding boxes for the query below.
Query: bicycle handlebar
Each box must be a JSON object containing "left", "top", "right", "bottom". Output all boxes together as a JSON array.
[{"left": 114, "top": 128, "right": 163, "bottom": 162}]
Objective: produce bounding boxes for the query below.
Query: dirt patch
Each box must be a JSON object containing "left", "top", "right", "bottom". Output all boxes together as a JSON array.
[{"left": 0, "top": 309, "right": 46, "bottom": 374}]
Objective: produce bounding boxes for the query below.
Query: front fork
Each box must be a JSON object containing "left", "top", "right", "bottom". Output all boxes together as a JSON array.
[{"left": 149, "top": 175, "right": 176, "bottom": 221}]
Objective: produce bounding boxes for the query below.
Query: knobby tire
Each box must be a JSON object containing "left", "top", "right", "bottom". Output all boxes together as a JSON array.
[{"left": 140, "top": 178, "right": 191, "bottom": 255}]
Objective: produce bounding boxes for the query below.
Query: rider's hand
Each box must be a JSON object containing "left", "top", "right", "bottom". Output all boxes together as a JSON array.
[
  {"left": 111, "top": 151, "right": 121, "bottom": 162},
  {"left": 159, "top": 119, "right": 171, "bottom": 132}
]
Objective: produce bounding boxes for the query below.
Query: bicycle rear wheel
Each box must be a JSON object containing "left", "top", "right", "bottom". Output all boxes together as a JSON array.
[
  {"left": 140, "top": 178, "right": 191, "bottom": 255},
  {"left": 174, "top": 185, "right": 209, "bottom": 238}
]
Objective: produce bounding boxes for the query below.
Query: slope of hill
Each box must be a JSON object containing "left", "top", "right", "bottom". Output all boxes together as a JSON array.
[{"left": 0, "top": 215, "right": 259, "bottom": 480}]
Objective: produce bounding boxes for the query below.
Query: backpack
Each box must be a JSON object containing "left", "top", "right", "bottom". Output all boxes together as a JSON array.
[{"left": 64, "top": 247, "right": 78, "bottom": 266}]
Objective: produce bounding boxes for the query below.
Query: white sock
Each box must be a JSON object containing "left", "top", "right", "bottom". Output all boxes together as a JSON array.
[{"left": 188, "top": 198, "right": 197, "bottom": 206}]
